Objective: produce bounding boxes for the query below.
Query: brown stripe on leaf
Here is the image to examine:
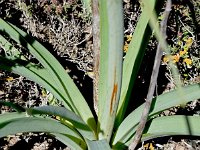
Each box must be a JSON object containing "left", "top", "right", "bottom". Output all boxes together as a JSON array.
[{"left": 110, "top": 83, "right": 118, "bottom": 114}]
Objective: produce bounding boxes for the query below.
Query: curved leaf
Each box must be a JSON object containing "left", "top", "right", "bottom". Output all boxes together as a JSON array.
[
  {"left": 51, "top": 133, "right": 87, "bottom": 150},
  {"left": 142, "top": 115, "right": 200, "bottom": 141},
  {"left": 0, "top": 116, "right": 86, "bottom": 149},
  {"left": 0, "top": 59, "right": 96, "bottom": 140},
  {"left": 0, "top": 57, "right": 74, "bottom": 110},
  {"left": 0, "top": 112, "right": 27, "bottom": 122},
  {"left": 0, "top": 19, "right": 96, "bottom": 132},
  {"left": 27, "top": 106, "right": 95, "bottom": 140},
  {"left": 0, "top": 35, "right": 58, "bottom": 91},
  {"left": 116, "top": 0, "right": 157, "bottom": 126},
  {"left": 112, "top": 83, "right": 200, "bottom": 146},
  {"left": 0, "top": 101, "right": 25, "bottom": 112}
]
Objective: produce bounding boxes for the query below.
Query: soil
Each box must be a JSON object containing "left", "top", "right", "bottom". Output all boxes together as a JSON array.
[{"left": 0, "top": 0, "right": 200, "bottom": 149}]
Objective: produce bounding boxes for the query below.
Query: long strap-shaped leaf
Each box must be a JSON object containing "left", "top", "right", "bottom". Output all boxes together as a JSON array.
[
  {"left": 0, "top": 116, "right": 86, "bottom": 150},
  {"left": 0, "top": 112, "right": 27, "bottom": 122},
  {"left": 0, "top": 37, "right": 73, "bottom": 110},
  {"left": 27, "top": 106, "right": 94, "bottom": 140},
  {"left": 0, "top": 112, "right": 86, "bottom": 149},
  {"left": 116, "top": 0, "right": 158, "bottom": 126},
  {"left": 0, "top": 57, "right": 74, "bottom": 111},
  {"left": 0, "top": 32, "right": 72, "bottom": 109},
  {"left": 0, "top": 58, "right": 95, "bottom": 140},
  {"left": 97, "top": 0, "right": 124, "bottom": 141},
  {"left": 0, "top": 101, "right": 25, "bottom": 112},
  {"left": 0, "top": 19, "right": 96, "bottom": 133},
  {"left": 0, "top": 19, "right": 79, "bottom": 108},
  {"left": 112, "top": 83, "right": 200, "bottom": 147},
  {"left": 0, "top": 35, "right": 61, "bottom": 98},
  {"left": 142, "top": 115, "right": 200, "bottom": 141},
  {"left": 52, "top": 133, "right": 86, "bottom": 150}
]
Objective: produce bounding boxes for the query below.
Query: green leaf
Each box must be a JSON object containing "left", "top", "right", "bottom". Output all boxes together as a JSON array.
[
  {"left": 0, "top": 54, "right": 96, "bottom": 142},
  {"left": 0, "top": 112, "right": 27, "bottom": 122},
  {"left": 142, "top": 115, "right": 200, "bottom": 141},
  {"left": 0, "top": 19, "right": 96, "bottom": 132},
  {"left": 51, "top": 133, "right": 87, "bottom": 150},
  {"left": 116, "top": 0, "right": 157, "bottom": 126},
  {"left": 0, "top": 57, "right": 74, "bottom": 111},
  {"left": 112, "top": 83, "right": 200, "bottom": 146},
  {"left": 0, "top": 35, "right": 61, "bottom": 96},
  {"left": 27, "top": 106, "right": 95, "bottom": 140},
  {"left": 0, "top": 116, "right": 85, "bottom": 149},
  {"left": 0, "top": 101, "right": 25, "bottom": 112},
  {"left": 97, "top": 0, "right": 124, "bottom": 141},
  {"left": 0, "top": 57, "right": 96, "bottom": 140},
  {"left": 86, "top": 139, "right": 111, "bottom": 150},
  {"left": 143, "top": 0, "right": 186, "bottom": 107}
]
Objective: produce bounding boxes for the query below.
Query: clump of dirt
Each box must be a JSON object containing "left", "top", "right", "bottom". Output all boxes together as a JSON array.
[{"left": 0, "top": 133, "right": 70, "bottom": 150}]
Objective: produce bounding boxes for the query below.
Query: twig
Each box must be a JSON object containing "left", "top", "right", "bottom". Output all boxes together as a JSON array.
[
  {"left": 128, "top": 0, "right": 172, "bottom": 149},
  {"left": 92, "top": 0, "right": 100, "bottom": 114},
  {"left": 178, "top": 16, "right": 195, "bottom": 38}
]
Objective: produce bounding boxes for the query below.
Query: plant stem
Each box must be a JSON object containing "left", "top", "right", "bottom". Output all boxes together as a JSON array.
[{"left": 128, "top": 0, "right": 172, "bottom": 149}]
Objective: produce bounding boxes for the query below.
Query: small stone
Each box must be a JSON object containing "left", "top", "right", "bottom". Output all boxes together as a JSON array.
[{"left": 0, "top": 90, "right": 4, "bottom": 95}]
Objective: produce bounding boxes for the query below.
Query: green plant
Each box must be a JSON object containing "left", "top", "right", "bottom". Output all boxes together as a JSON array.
[{"left": 0, "top": 0, "right": 200, "bottom": 149}]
